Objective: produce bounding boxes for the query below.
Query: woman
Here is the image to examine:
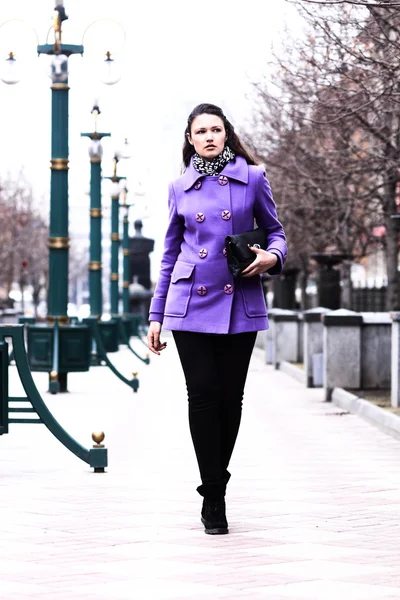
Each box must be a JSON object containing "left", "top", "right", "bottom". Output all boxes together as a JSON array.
[{"left": 147, "top": 103, "right": 287, "bottom": 535}]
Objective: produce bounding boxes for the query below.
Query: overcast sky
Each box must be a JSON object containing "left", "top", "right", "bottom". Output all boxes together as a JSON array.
[{"left": 0, "top": 0, "right": 302, "bottom": 278}]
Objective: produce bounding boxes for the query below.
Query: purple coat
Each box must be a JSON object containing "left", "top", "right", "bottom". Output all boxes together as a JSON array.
[{"left": 149, "top": 156, "right": 287, "bottom": 334}]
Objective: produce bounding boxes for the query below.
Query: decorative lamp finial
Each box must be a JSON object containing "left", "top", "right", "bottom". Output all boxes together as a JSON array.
[{"left": 92, "top": 431, "right": 105, "bottom": 446}]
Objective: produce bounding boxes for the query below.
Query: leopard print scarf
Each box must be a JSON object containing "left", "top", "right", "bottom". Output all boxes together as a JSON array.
[{"left": 192, "top": 146, "right": 235, "bottom": 176}]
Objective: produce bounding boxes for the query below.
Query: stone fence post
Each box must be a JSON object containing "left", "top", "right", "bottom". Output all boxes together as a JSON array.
[
  {"left": 322, "top": 309, "right": 363, "bottom": 401},
  {"left": 269, "top": 309, "right": 300, "bottom": 369},
  {"left": 360, "top": 312, "right": 391, "bottom": 391},
  {"left": 391, "top": 313, "right": 400, "bottom": 408},
  {"left": 265, "top": 308, "right": 284, "bottom": 364}
]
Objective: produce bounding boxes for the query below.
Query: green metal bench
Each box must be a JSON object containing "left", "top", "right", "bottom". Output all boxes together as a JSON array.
[{"left": 0, "top": 325, "right": 107, "bottom": 472}]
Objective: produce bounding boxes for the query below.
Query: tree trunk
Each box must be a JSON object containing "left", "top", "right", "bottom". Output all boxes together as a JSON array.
[
  {"left": 385, "top": 213, "right": 399, "bottom": 311},
  {"left": 6, "top": 251, "right": 14, "bottom": 299},
  {"left": 19, "top": 277, "right": 25, "bottom": 314},
  {"left": 299, "top": 267, "right": 309, "bottom": 310},
  {"left": 341, "top": 260, "right": 353, "bottom": 310},
  {"left": 32, "top": 285, "right": 41, "bottom": 318}
]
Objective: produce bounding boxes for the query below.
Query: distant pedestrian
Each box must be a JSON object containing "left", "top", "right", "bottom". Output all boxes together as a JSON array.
[{"left": 147, "top": 103, "right": 287, "bottom": 534}]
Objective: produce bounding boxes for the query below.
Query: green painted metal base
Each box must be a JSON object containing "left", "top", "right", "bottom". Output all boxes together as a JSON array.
[
  {"left": 49, "top": 372, "right": 68, "bottom": 394},
  {"left": 98, "top": 320, "right": 119, "bottom": 353},
  {"left": 26, "top": 320, "right": 91, "bottom": 394},
  {"left": 117, "top": 317, "right": 150, "bottom": 365},
  {"left": 82, "top": 318, "right": 119, "bottom": 366},
  {"left": 0, "top": 325, "right": 108, "bottom": 472},
  {"left": 9, "top": 315, "right": 36, "bottom": 364},
  {"left": 18, "top": 316, "right": 36, "bottom": 325},
  {"left": 0, "top": 342, "right": 8, "bottom": 434},
  {"left": 90, "top": 351, "right": 103, "bottom": 367},
  {"left": 49, "top": 379, "right": 59, "bottom": 394},
  {"left": 121, "top": 314, "right": 149, "bottom": 350},
  {"left": 84, "top": 317, "right": 140, "bottom": 393}
]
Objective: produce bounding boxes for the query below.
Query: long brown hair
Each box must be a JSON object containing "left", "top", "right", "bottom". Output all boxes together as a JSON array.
[{"left": 182, "top": 103, "right": 257, "bottom": 169}]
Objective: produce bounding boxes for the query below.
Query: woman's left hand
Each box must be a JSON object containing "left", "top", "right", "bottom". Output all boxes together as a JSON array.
[{"left": 241, "top": 246, "right": 278, "bottom": 278}]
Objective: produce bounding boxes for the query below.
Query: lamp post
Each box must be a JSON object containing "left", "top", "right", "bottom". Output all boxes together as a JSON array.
[
  {"left": 120, "top": 183, "right": 133, "bottom": 316},
  {"left": 39, "top": 5, "right": 82, "bottom": 326},
  {"left": 0, "top": 2, "right": 124, "bottom": 393},
  {"left": 81, "top": 103, "right": 110, "bottom": 319},
  {"left": 105, "top": 140, "right": 130, "bottom": 317},
  {"left": 110, "top": 166, "right": 123, "bottom": 317}
]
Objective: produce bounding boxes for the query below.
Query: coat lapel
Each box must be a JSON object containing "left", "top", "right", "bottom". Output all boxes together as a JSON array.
[{"left": 182, "top": 156, "right": 249, "bottom": 191}]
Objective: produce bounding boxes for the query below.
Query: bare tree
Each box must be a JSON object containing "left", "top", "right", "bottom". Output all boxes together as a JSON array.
[
  {"left": 244, "top": 74, "right": 377, "bottom": 306},
  {"left": 245, "top": 1, "right": 400, "bottom": 308},
  {"left": 0, "top": 172, "right": 48, "bottom": 313},
  {"left": 15, "top": 210, "right": 48, "bottom": 317},
  {"left": 294, "top": 1, "right": 400, "bottom": 7}
]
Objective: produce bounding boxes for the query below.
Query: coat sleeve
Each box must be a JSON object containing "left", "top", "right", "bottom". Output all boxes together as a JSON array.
[
  {"left": 148, "top": 183, "right": 184, "bottom": 323},
  {"left": 253, "top": 166, "right": 287, "bottom": 276}
]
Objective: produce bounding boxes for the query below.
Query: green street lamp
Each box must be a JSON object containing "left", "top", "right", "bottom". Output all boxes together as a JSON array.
[
  {"left": 0, "top": 3, "right": 124, "bottom": 393},
  {"left": 105, "top": 140, "right": 130, "bottom": 317},
  {"left": 102, "top": 51, "right": 122, "bottom": 85},
  {"left": 1, "top": 52, "right": 20, "bottom": 84},
  {"left": 81, "top": 103, "right": 110, "bottom": 319},
  {"left": 115, "top": 183, "right": 150, "bottom": 366},
  {"left": 120, "top": 182, "right": 134, "bottom": 316},
  {"left": 38, "top": 6, "right": 82, "bottom": 327}
]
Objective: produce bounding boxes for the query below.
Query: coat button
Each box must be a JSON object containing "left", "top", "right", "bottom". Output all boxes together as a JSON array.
[
  {"left": 224, "top": 284, "right": 233, "bottom": 295},
  {"left": 221, "top": 210, "right": 231, "bottom": 221},
  {"left": 223, "top": 248, "right": 227, "bottom": 257},
  {"left": 196, "top": 212, "right": 205, "bottom": 223},
  {"left": 197, "top": 285, "right": 207, "bottom": 296},
  {"left": 218, "top": 175, "right": 228, "bottom": 186},
  {"left": 194, "top": 181, "right": 202, "bottom": 190},
  {"left": 199, "top": 248, "right": 208, "bottom": 259}
]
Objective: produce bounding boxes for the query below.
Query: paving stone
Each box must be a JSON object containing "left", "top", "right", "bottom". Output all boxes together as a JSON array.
[{"left": 1, "top": 336, "right": 400, "bottom": 598}]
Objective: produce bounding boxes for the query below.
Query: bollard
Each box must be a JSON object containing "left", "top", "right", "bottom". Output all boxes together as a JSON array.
[
  {"left": 322, "top": 309, "right": 363, "bottom": 401},
  {"left": 303, "top": 307, "right": 331, "bottom": 387}
]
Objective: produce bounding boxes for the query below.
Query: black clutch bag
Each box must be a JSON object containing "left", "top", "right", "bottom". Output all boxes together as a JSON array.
[{"left": 224, "top": 228, "right": 267, "bottom": 277}]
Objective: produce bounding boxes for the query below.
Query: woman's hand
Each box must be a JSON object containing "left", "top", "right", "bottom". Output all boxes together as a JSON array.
[
  {"left": 147, "top": 321, "right": 167, "bottom": 356},
  {"left": 241, "top": 246, "right": 278, "bottom": 278}
]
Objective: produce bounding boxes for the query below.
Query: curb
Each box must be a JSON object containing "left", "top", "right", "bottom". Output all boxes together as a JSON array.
[
  {"left": 332, "top": 388, "right": 400, "bottom": 441},
  {"left": 273, "top": 360, "right": 400, "bottom": 441},
  {"left": 280, "top": 360, "right": 306, "bottom": 385}
]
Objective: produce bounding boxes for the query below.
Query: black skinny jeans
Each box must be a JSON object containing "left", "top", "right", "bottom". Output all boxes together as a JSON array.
[{"left": 172, "top": 330, "right": 257, "bottom": 499}]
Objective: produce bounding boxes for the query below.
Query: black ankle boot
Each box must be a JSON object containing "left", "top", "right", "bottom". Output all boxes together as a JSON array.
[{"left": 201, "top": 498, "right": 229, "bottom": 535}]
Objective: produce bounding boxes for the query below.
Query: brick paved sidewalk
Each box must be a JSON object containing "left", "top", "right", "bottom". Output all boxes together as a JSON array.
[{"left": 1, "top": 333, "right": 400, "bottom": 599}]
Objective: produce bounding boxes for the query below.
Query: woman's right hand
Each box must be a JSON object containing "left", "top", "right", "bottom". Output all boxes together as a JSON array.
[{"left": 147, "top": 321, "right": 167, "bottom": 356}]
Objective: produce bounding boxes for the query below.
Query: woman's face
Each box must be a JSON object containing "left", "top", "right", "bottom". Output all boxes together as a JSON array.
[{"left": 188, "top": 114, "right": 227, "bottom": 159}]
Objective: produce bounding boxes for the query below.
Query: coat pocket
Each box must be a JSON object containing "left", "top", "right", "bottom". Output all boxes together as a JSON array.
[
  {"left": 164, "top": 261, "right": 195, "bottom": 317},
  {"left": 240, "top": 276, "right": 267, "bottom": 318}
]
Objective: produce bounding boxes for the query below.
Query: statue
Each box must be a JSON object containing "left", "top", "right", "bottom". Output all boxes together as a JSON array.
[
  {"left": 129, "top": 219, "right": 154, "bottom": 291},
  {"left": 129, "top": 220, "right": 154, "bottom": 319}
]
